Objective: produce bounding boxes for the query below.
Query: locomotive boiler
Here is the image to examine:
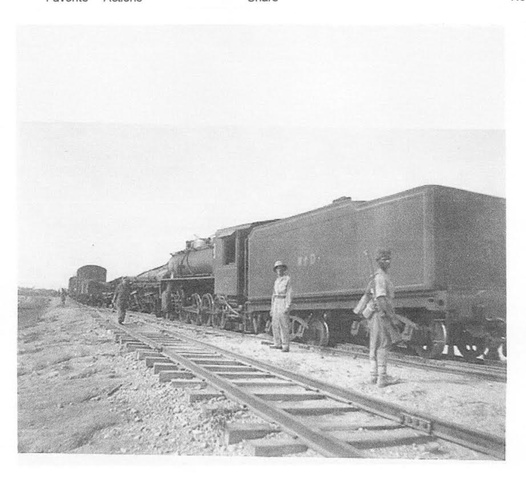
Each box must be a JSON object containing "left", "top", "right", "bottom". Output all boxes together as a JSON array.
[{"left": 161, "top": 238, "right": 216, "bottom": 322}]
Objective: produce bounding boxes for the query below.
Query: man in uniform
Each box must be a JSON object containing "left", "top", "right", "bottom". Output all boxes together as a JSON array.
[
  {"left": 60, "top": 288, "right": 66, "bottom": 306},
  {"left": 269, "top": 261, "right": 292, "bottom": 352},
  {"left": 161, "top": 282, "right": 173, "bottom": 320},
  {"left": 369, "top": 249, "right": 401, "bottom": 387},
  {"left": 113, "top": 277, "right": 131, "bottom": 325}
]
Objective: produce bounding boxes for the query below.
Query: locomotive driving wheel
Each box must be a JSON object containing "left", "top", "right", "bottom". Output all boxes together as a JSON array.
[
  {"left": 211, "top": 307, "right": 227, "bottom": 330},
  {"left": 172, "top": 288, "right": 185, "bottom": 322},
  {"left": 201, "top": 293, "right": 216, "bottom": 327},
  {"left": 212, "top": 296, "right": 229, "bottom": 329},
  {"left": 189, "top": 293, "right": 202, "bottom": 325},
  {"left": 413, "top": 319, "right": 447, "bottom": 359}
]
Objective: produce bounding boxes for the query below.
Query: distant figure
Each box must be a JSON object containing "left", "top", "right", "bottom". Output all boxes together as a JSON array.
[
  {"left": 161, "top": 283, "right": 173, "bottom": 320},
  {"left": 113, "top": 277, "right": 131, "bottom": 325},
  {"left": 60, "top": 289, "right": 66, "bottom": 306},
  {"left": 369, "top": 249, "right": 402, "bottom": 388},
  {"left": 269, "top": 261, "right": 292, "bottom": 353}
]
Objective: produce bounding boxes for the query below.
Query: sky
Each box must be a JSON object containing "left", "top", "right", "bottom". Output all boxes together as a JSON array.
[{"left": 17, "top": 25, "right": 505, "bottom": 289}]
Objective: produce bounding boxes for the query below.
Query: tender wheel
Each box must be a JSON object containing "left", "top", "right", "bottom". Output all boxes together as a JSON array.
[
  {"left": 456, "top": 329, "right": 487, "bottom": 361},
  {"left": 484, "top": 318, "right": 507, "bottom": 362},
  {"left": 413, "top": 319, "right": 447, "bottom": 359},
  {"left": 265, "top": 317, "right": 273, "bottom": 336},
  {"left": 497, "top": 342, "right": 507, "bottom": 362},
  {"left": 252, "top": 314, "right": 265, "bottom": 334},
  {"left": 291, "top": 316, "right": 330, "bottom": 347}
]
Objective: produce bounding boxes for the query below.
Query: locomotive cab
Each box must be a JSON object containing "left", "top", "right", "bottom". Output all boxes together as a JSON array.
[{"left": 211, "top": 221, "right": 276, "bottom": 332}]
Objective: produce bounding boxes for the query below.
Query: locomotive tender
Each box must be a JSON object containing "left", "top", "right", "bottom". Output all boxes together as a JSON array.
[
  {"left": 246, "top": 185, "right": 505, "bottom": 359},
  {"left": 71, "top": 185, "right": 506, "bottom": 360}
]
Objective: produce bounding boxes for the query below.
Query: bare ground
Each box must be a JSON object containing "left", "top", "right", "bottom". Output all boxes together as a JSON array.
[
  {"left": 18, "top": 299, "right": 505, "bottom": 459},
  {"left": 17, "top": 298, "right": 259, "bottom": 455}
]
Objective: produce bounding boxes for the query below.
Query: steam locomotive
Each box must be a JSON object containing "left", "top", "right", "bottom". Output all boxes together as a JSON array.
[{"left": 70, "top": 185, "right": 506, "bottom": 361}]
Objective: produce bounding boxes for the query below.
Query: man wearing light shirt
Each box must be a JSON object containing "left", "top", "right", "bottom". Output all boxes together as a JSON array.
[{"left": 269, "top": 261, "right": 292, "bottom": 353}]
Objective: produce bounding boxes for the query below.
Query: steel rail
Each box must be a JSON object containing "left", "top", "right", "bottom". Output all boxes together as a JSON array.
[
  {"left": 312, "top": 344, "right": 507, "bottom": 383},
  {"left": 129, "top": 310, "right": 506, "bottom": 382},
  {"left": 154, "top": 316, "right": 506, "bottom": 382},
  {"left": 91, "top": 307, "right": 505, "bottom": 459},
  {"left": 114, "top": 323, "right": 365, "bottom": 458},
  {"left": 153, "top": 326, "right": 506, "bottom": 460}
]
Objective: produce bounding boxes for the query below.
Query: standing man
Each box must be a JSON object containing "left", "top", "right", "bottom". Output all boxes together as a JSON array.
[
  {"left": 161, "top": 282, "right": 173, "bottom": 320},
  {"left": 60, "top": 288, "right": 66, "bottom": 306},
  {"left": 113, "top": 277, "right": 131, "bottom": 325},
  {"left": 269, "top": 261, "right": 292, "bottom": 352},
  {"left": 369, "top": 249, "right": 401, "bottom": 387}
]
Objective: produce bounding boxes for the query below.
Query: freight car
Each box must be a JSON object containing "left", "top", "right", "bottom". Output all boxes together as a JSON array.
[{"left": 72, "top": 265, "right": 109, "bottom": 306}]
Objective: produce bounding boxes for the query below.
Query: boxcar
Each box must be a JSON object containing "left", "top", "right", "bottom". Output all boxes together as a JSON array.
[{"left": 75, "top": 265, "right": 108, "bottom": 305}]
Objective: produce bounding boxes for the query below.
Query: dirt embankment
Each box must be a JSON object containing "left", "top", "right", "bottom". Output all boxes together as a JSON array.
[
  {"left": 18, "top": 300, "right": 506, "bottom": 458},
  {"left": 17, "top": 299, "right": 256, "bottom": 455}
]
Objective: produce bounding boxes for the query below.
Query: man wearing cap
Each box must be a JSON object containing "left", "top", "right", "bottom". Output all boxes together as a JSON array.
[
  {"left": 269, "top": 261, "right": 293, "bottom": 352},
  {"left": 113, "top": 277, "right": 131, "bottom": 325},
  {"left": 369, "top": 249, "right": 401, "bottom": 387},
  {"left": 161, "top": 282, "right": 173, "bottom": 320}
]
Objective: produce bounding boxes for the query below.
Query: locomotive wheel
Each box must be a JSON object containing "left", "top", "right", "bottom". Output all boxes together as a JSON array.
[
  {"left": 291, "top": 316, "right": 330, "bottom": 347},
  {"left": 201, "top": 293, "right": 215, "bottom": 327},
  {"left": 172, "top": 289, "right": 185, "bottom": 322},
  {"left": 497, "top": 342, "right": 507, "bottom": 362},
  {"left": 265, "top": 318, "right": 273, "bottom": 337},
  {"left": 456, "top": 330, "right": 487, "bottom": 361},
  {"left": 189, "top": 293, "right": 202, "bottom": 326},
  {"left": 413, "top": 320, "right": 447, "bottom": 359},
  {"left": 252, "top": 314, "right": 266, "bottom": 335},
  {"left": 211, "top": 308, "right": 226, "bottom": 329}
]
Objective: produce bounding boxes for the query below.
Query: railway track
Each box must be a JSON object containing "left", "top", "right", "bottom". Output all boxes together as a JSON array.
[
  {"left": 120, "top": 309, "right": 507, "bottom": 383},
  {"left": 306, "top": 344, "right": 507, "bottom": 383},
  {"left": 89, "top": 307, "right": 505, "bottom": 460}
]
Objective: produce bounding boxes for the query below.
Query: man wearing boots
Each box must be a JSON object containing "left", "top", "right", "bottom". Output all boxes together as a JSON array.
[
  {"left": 369, "top": 249, "right": 402, "bottom": 387},
  {"left": 113, "top": 277, "right": 131, "bottom": 325},
  {"left": 161, "top": 282, "right": 173, "bottom": 320},
  {"left": 269, "top": 261, "right": 292, "bottom": 353}
]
